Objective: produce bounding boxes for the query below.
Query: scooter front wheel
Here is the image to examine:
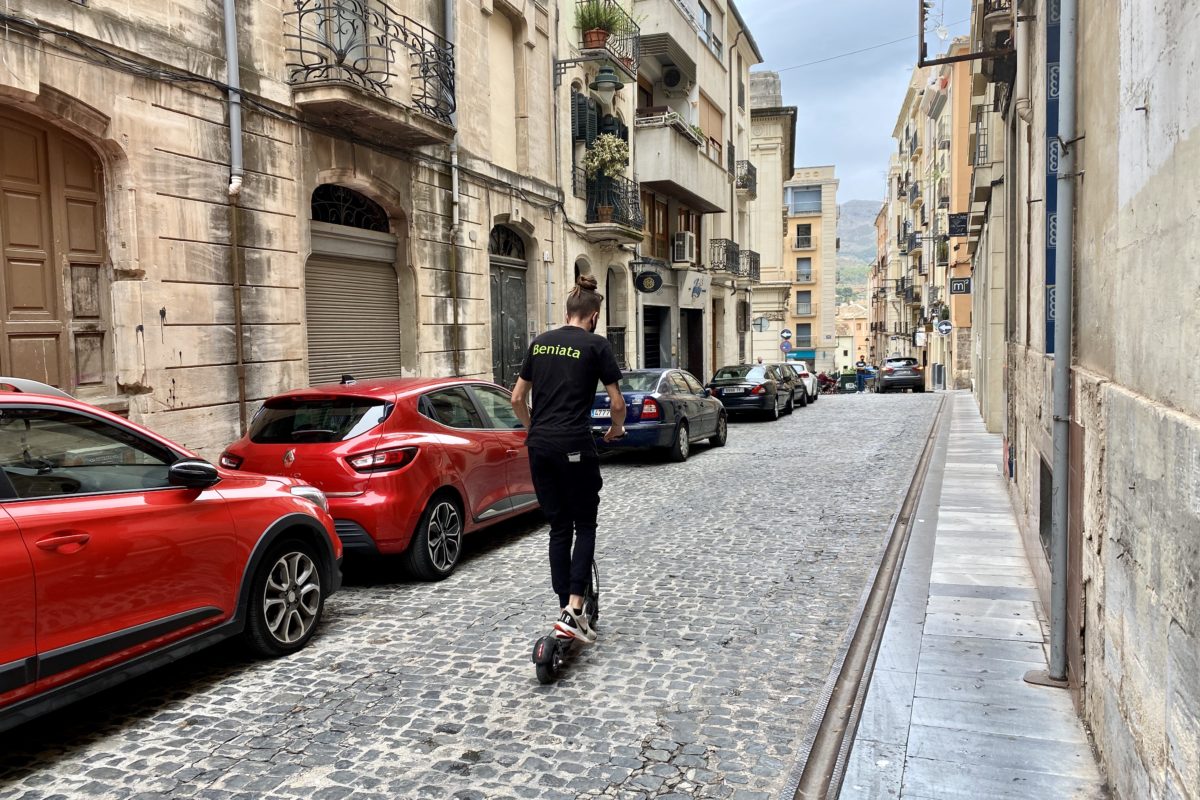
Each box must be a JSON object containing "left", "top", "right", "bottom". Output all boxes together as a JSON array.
[{"left": 532, "top": 636, "right": 563, "bottom": 684}]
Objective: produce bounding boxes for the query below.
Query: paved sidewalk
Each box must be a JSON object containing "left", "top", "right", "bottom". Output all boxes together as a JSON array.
[{"left": 842, "top": 391, "right": 1106, "bottom": 799}]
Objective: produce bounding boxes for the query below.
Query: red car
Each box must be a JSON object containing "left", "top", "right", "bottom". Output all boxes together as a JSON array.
[
  {"left": 0, "top": 378, "right": 342, "bottom": 733},
  {"left": 220, "top": 377, "right": 537, "bottom": 580}
]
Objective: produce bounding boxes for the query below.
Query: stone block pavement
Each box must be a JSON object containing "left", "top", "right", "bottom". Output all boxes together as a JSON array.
[{"left": 841, "top": 391, "right": 1108, "bottom": 799}]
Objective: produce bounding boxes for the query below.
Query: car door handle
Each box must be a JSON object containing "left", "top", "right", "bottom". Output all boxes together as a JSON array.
[{"left": 36, "top": 533, "right": 91, "bottom": 552}]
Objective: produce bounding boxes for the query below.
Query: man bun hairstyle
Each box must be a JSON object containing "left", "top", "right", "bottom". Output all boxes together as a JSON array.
[{"left": 566, "top": 273, "right": 603, "bottom": 318}]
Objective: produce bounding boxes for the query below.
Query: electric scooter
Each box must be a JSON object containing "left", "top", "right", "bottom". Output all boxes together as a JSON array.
[{"left": 531, "top": 560, "right": 601, "bottom": 684}]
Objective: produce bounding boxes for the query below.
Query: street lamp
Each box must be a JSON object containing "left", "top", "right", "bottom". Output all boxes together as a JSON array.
[{"left": 588, "top": 66, "right": 623, "bottom": 108}]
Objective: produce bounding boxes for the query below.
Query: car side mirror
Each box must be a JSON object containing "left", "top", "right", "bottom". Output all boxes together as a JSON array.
[
  {"left": 703, "top": 388, "right": 712, "bottom": 397},
  {"left": 169, "top": 459, "right": 221, "bottom": 489}
]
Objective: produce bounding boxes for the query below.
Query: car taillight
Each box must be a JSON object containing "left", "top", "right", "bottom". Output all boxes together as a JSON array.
[
  {"left": 641, "top": 398, "right": 660, "bottom": 420},
  {"left": 347, "top": 447, "right": 418, "bottom": 472},
  {"left": 219, "top": 452, "right": 242, "bottom": 469},
  {"left": 750, "top": 384, "right": 765, "bottom": 395},
  {"left": 884, "top": 367, "right": 895, "bottom": 374},
  {"left": 913, "top": 365, "right": 922, "bottom": 372}
]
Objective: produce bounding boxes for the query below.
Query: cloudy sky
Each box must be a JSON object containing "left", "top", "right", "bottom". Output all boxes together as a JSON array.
[{"left": 737, "top": 0, "right": 972, "bottom": 203}]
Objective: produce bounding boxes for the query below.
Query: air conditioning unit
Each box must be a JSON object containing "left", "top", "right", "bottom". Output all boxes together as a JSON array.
[
  {"left": 661, "top": 66, "right": 691, "bottom": 98},
  {"left": 672, "top": 231, "right": 696, "bottom": 263}
]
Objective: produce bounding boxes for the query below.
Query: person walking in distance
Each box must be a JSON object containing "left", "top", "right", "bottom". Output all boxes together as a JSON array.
[
  {"left": 855, "top": 354, "right": 869, "bottom": 393},
  {"left": 511, "top": 274, "right": 626, "bottom": 643}
]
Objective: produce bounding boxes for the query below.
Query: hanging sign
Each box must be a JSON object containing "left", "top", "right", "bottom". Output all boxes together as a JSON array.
[
  {"left": 634, "top": 272, "right": 663, "bottom": 294},
  {"left": 950, "top": 277, "right": 972, "bottom": 294},
  {"left": 948, "top": 213, "right": 969, "bottom": 237}
]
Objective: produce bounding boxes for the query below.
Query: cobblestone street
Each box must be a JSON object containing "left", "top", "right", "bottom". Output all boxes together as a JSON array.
[{"left": 0, "top": 393, "right": 939, "bottom": 800}]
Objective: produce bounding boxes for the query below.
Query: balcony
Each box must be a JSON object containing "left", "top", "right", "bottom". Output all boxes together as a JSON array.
[
  {"left": 738, "top": 250, "right": 761, "bottom": 282},
  {"left": 634, "top": 114, "right": 726, "bottom": 213},
  {"left": 793, "top": 235, "right": 814, "bottom": 250},
  {"left": 907, "top": 232, "right": 924, "bottom": 254},
  {"left": 792, "top": 336, "right": 814, "bottom": 348},
  {"left": 904, "top": 286, "right": 922, "bottom": 305},
  {"left": 794, "top": 304, "right": 813, "bottom": 316},
  {"left": 895, "top": 276, "right": 908, "bottom": 297},
  {"left": 710, "top": 238, "right": 740, "bottom": 274},
  {"left": 909, "top": 131, "right": 922, "bottom": 160},
  {"left": 572, "top": 168, "right": 644, "bottom": 244},
  {"left": 285, "top": 0, "right": 455, "bottom": 147},
  {"left": 908, "top": 181, "right": 923, "bottom": 208},
  {"left": 796, "top": 271, "right": 814, "bottom": 283},
  {"left": 735, "top": 161, "right": 757, "bottom": 199},
  {"left": 576, "top": 0, "right": 640, "bottom": 81}
]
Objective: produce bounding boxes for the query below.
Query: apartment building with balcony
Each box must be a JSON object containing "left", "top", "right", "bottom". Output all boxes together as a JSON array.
[
  {"left": 746, "top": 71, "right": 796, "bottom": 365},
  {"left": 762, "top": 166, "right": 839, "bottom": 373},
  {"left": 0, "top": 0, "right": 569, "bottom": 453},
  {"left": 628, "top": 0, "right": 762, "bottom": 379},
  {"left": 870, "top": 155, "right": 906, "bottom": 363}
]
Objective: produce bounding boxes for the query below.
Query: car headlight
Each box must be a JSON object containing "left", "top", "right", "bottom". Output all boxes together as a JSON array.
[{"left": 289, "top": 484, "right": 328, "bottom": 512}]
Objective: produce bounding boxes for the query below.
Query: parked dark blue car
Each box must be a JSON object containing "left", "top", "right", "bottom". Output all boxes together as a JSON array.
[
  {"left": 590, "top": 369, "right": 727, "bottom": 462},
  {"left": 706, "top": 364, "right": 790, "bottom": 420}
]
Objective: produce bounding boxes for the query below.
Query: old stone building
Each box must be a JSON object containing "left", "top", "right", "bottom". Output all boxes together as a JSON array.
[
  {"left": 0, "top": 0, "right": 768, "bottom": 456},
  {"left": 966, "top": 0, "right": 1200, "bottom": 795}
]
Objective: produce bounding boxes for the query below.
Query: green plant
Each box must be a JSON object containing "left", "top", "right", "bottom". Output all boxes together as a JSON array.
[
  {"left": 689, "top": 123, "right": 705, "bottom": 142},
  {"left": 576, "top": 0, "right": 624, "bottom": 32},
  {"left": 583, "top": 133, "right": 629, "bottom": 179}
]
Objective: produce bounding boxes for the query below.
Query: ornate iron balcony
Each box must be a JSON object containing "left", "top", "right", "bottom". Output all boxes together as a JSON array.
[
  {"left": 576, "top": 0, "right": 639, "bottom": 77},
  {"left": 285, "top": 0, "right": 455, "bottom": 125},
  {"left": 735, "top": 160, "right": 757, "bottom": 198},
  {"left": 739, "top": 249, "right": 761, "bottom": 281},
  {"left": 710, "top": 239, "right": 740, "bottom": 273},
  {"left": 572, "top": 168, "right": 644, "bottom": 230}
]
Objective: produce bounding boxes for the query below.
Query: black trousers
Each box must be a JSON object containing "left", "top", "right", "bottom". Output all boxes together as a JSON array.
[{"left": 528, "top": 447, "right": 602, "bottom": 608}]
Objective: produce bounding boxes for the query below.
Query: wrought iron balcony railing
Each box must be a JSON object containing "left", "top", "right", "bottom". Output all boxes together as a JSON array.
[
  {"left": 796, "top": 271, "right": 814, "bottom": 283},
  {"left": 793, "top": 235, "right": 814, "bottom": 249},
  {"left": 735, "top": 160, "right": 757, "bottom": 198},
  {"left": 576, "top": 0, "right": 639, "bottom": 75},
  {"left": 572, "top": 168, "right": 644, "bottom": 229},
  {"left": 285, "top": 0, "right": 455, "bottom": 125},
  {"left": 908, "top": 181, "right": 923, "bottom": 206},
  {"left": 904, "top": 286, "right": 922, "bottom": 304},
  {"left": 795, "top": 303, "right": 813, "bottom": 316},
  {"left": 710, "top": 238, "right": 740, "bottom": 273},
  {"left": 739, "top": 249, "right": 761, "bottom": 281},
  {"left": 792, "top": 336, "right": 814, "bottom": 348}
]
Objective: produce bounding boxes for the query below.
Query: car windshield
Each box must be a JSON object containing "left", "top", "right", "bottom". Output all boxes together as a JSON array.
[
  {"left": 597, "top": 372, "right": 662, "bottom": 394},
  {"left": 249, "top": 396, "right": 392, "bottom": 443},
  {"left": 887, "top": 358, "right": 919, "bottom": 367},
  {"left": 713, "top": 366, "right": 765, "bottom": 381}
]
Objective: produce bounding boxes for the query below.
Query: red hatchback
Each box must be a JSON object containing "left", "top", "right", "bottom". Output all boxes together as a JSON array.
[
  {"left": 0, "top": 379, "right": 342, "bottom": 734},
  {"left": 221, "top": 377, "right": 537, "bottom": 580}
]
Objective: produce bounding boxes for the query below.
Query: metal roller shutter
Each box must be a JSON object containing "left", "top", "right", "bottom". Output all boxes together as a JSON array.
[{"left": 305, "top": 259, "right": 401, "bottom": 385}]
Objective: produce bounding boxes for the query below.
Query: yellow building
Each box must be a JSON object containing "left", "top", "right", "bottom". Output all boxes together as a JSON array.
[{"left": 753, "top": 165, "right": 839, "bottom": 371}]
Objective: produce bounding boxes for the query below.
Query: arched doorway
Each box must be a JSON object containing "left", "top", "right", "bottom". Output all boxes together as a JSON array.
[
  {"left": 0, "top": 107, "right": 108, "bottom": 392},
  {"left": 305, "top": 184, "right": 404, "bottom": 384},
  {"left": 489, "top": 225, "right": 528, "bottom": 387}
]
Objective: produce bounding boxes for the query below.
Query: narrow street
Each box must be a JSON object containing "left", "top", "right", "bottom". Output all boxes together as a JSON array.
[{"left": 0, "top": 394, "right": 938, "bottom": 800}]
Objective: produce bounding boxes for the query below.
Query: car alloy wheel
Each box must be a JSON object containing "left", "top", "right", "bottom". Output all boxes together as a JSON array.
[
  {"left": 263, "top": 550, "right": 321, "bottom": 646},
  {"left": 709, "top": 414, "right": 727, "bottom": 447},
  {"left": 670, "top": 421, "right": 690, "bottom": 462},
  {"left": 426, "top": 500, "right": 463, "bottom": 573}
]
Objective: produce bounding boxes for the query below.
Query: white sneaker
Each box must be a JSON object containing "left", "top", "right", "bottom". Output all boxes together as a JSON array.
[{"left": 554, "top": 606, "right": 597, "bottom": 644}]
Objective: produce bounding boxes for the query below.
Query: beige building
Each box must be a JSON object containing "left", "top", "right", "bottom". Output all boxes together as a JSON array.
[
  {"left": 834, "top": 303, "right": 869, "bottom": 369},
  {"left": 753, "top": 165, "right": 838, "bottom": 372},
  {"left": 965, "top": 0, "right": 1200, "bottom": 795},
  {"left": 0, "top": 0, "right": 769, "bottom": 454},
  {"left": 869, "top": 156, "right": 905, "bottom": 362}
]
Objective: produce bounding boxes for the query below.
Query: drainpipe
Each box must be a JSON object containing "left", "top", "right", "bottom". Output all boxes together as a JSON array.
[
  {"left": 446, "top": 0, "right": 462, "bottom": 377},
  {"left": 728, "top": 31, "right": 744, "bottom": 369},
  {"left": 1048, "top": 0, "right": 1078, "bottom": 684},
  {"left": 223, "top": 0, "right": 247, "bottom": 433}
]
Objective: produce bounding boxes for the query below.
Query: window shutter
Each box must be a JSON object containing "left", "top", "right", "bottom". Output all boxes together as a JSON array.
[
  {"left": 571, "top": 91, "right": 588, "bottom": 142},
  {"left": 586, "top": 98, "right": 600, "bottom": 146}
]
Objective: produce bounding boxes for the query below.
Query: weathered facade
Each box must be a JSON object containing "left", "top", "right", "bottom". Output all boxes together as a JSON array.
[
  {"left": 965, "top": 0, "right": 1200, "bottom": 796},
  {"left": 0, "top": 0, "right": 771, "bottom": 456}
]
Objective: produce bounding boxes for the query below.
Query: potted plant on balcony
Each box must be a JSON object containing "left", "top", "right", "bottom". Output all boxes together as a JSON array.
[
  {"left": 583, "top": 132, "right": 629, "bottom": 223},
  {"left": 577, "top": 0, "right": 623, "bottom": 49}
]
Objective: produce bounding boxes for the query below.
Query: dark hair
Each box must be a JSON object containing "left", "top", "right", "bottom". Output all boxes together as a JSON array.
[{"left": 566, "top": 274, "right": 603, "bottom": 318}]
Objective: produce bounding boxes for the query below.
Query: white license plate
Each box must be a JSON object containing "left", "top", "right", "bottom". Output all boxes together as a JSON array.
[
  {"left": 723, "top": 388, "right": 745, "bottom": 395},
  {"left": 591, "top": 408, "right": 611, "bottom": 418}
]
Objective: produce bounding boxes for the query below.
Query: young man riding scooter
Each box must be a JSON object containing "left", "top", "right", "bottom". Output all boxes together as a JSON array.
[{"left": 511, "top": 274, "right": 626, "bottom": 643}]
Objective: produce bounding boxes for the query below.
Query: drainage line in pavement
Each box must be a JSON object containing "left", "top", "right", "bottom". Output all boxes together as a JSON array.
[{"left": 786, "top": 396, "right": 947, "bottom": 800}]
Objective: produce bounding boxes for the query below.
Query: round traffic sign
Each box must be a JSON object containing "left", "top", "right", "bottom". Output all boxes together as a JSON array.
[
  {"left": 936, "top": 319, "right": 953, "bottom": 336},
  {"left": 780, "top": 341, "right": 792, "bottom": 352},
  {"left": 780, "top": 328, "right": 793, "bottom": 340}
]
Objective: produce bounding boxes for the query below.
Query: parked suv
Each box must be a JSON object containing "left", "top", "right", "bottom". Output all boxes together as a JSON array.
[
  {"left": 877, "top": 357, "right": 925, "bottom": 393},
  {"left": 0, "top": 378, "right": 341, "bottom": 734}
]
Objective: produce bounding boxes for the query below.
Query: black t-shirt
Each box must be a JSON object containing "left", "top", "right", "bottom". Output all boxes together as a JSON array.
[{"left": 519, "top": 325, "right": 622, "bottom": 455}]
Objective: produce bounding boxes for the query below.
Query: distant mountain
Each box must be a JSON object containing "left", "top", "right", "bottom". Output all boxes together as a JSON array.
[{"left": 838, "top": 199, "right": 882, "bottom": 265}]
